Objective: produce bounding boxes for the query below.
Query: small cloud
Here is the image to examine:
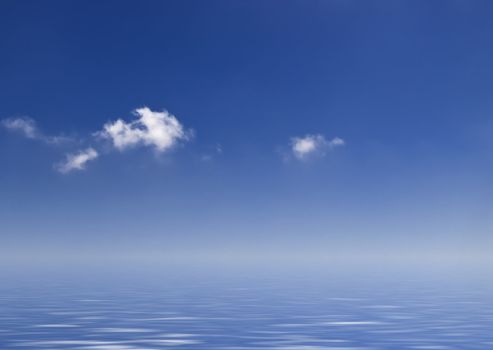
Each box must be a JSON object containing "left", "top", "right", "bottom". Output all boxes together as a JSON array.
[
  {"left": 56, "top": 148, "right": 98, "bottom": 174},
  {"left": 96, "top": 107, "right": 191, "bottom": 153},
  {"left": 200, "top": 143, "right": 223, "bottom": 162},
  {"left": 291, "top": 134, "right": 345, "bottom": 160},
  {"left": 1, "top": 116, "right": 73, "bottom": 144},
  {"left": 2, "top": 117, "right": 38, "bottom": 139},
  {"left": 215, "top": 143, "right": 223, "bottom": 154},
  {"left": 328, "top": 137, "right": 345, "bottom": 148},
  {"left": 200, "top": 154, "right": 213, "bottom": 162}
]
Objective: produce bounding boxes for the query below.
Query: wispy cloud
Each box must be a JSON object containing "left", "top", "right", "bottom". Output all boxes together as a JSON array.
[
  {"left": 55, "top": 148, "right": 99, "bottom": 174},
  {"left": 97, "top": 107, "right": 192, "bottom": 152},
  {"left": 200, "top": 143, "right": 223, "bottom": 162},
  {"left": 1, "top": 116, "right": 72, "bottom": 144},
  {"left": 2, "top": 117, "right": 37, "bottom": 138},
  {"left": 291, "top": 134, "right": 345, "bottom": 160}
]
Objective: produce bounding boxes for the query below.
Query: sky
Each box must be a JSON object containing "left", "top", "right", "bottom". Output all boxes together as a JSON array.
[{"left": 1, "top": 1, "right": 493, "bottom": 270}]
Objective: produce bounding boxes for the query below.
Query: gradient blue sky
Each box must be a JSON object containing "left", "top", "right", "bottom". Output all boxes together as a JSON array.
[{"left": 1, "top": 1, "right": 492, "bottom": 266}]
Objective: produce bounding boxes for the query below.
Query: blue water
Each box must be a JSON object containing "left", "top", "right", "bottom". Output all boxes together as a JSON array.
[{"left": 1, "top": 269, "right": 492, "bottom": 349}]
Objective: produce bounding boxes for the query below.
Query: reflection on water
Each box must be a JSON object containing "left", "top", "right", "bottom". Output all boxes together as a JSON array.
[{"left": 0, "top": 272, "right": 492, "bottom": 349}]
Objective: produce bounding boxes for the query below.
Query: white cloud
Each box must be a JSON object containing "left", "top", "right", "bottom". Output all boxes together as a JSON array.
[
  {"left": 97, "top": 107, "right": 191, "bottom": 152},
  {"left": 1, "top": 116, "right": 72, "bottom": 144},
  {"left": 2, "top": 117, "right": 38, "bottom": 139},
  {"left": 56, "top": 148, "right": 99, "bottom": 174},
  {"left": 200, "top": 143, "right": 223, "bottom": 162},
  {"left": 291, "top": 134, "right": 345, "bottom": 160},
  {"left": 328, "top": 137, "right": 345, "bottom": 148}
]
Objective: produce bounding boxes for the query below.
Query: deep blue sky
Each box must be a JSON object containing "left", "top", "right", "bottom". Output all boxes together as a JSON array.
[{"left": 1, "top": 1, "right": 492, "bottom": 267}]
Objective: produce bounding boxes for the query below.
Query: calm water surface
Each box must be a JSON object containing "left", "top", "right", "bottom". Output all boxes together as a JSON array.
[{"left": 0, "top": 269, "right": 492, "bottom": 349}]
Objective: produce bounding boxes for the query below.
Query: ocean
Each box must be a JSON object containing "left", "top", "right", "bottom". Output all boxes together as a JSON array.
[{"left": 0, "top": 266, "right": 492, "bottom": 349}]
